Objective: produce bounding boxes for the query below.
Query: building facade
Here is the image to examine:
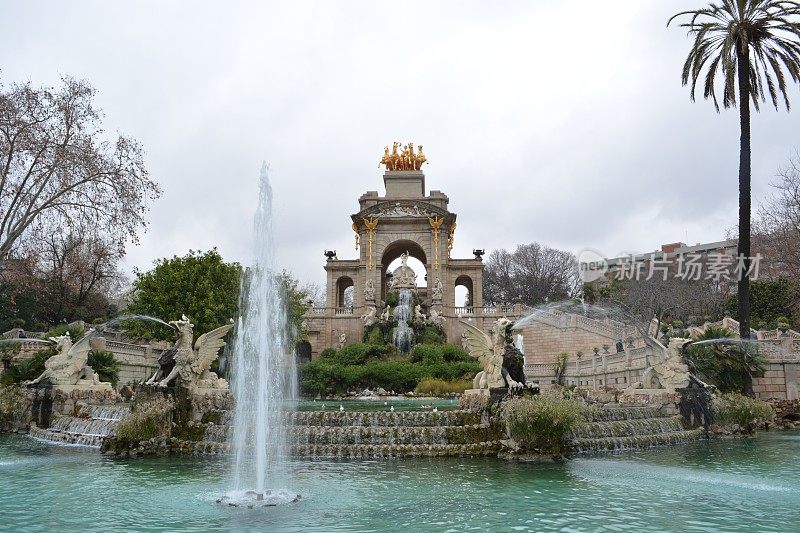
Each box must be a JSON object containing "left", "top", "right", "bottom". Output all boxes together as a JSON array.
[{"left": 304, "top": 167, "right": 525, "bottom": 356}]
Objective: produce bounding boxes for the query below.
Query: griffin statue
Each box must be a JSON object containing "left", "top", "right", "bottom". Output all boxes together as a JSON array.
[
  {"left": 146, "top": 315, "right": 234, "bottom": 391},
  {"left": 459, "top": 318, "right": 532, "bottom": 391}
]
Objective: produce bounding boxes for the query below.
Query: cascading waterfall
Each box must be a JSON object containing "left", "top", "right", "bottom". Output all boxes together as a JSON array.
[
  {"left": 392, "top": 289, "right": 414, "bottom": 353},
  {"left": 225, "top": 163, "right": 299, "bottom": 506}
]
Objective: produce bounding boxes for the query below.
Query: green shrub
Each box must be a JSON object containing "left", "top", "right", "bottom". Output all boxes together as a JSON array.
[
  {"left": 688, "top": 326, "right": 767, "bottom": 393},
  {"left": 363, "top": 322, "right": 394, "bottom": 345},
  {"left": 385, "top": 291, "right": 398, "bottom": 307},
  {"left": 440, "top": 344, "right": 471, "bottom": 362},
  {"left": 87, "top": 350, "right": 120, "bottom": 388},
  {"left": 0, "top": 348, "right": 53, "bottom": 385},
  {"left": 365, "top": 326, "right": 385, "bottom": 345},
  {"left": 713, "top": 393, "right": 775, "bottom": 432},
  {"left": 410, "top": 344, "right": 443, "bottom": 364},
  {"left": 297, "top": 356, "right": 481, "bottom": 397},
  {"left": 334, "top": 343, "right": 369, "bottom": 365},
  {"left": 115, "top": 396, "right": 174, "bottom": 442},
  {"left": 43, "top": 324, "right": 85, "bottom": 341},
  {"left": 415, "top": 378, "right": 472, "bottom": 395},
  {"left": 503, "top": 395, "right": 588, "bottom": 454},
  {"left": 414, "top": 323, "right": 445, "bottom": 344},
  {"left": 554, "top": 352, "right": 569, "bottom": 386},
  {"left": 319, "top": 348, "right": 338, "bottom": 359},
  {"left": 0, "top": 383, "right": 29, "bottom": 430},
  {"left": 0, "top": 342, "right": 21, "bottom": 363}
]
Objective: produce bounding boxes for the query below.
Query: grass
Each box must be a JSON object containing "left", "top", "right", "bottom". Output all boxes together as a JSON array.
[{"left": 414, "top": 378, "right": 473, "bottom": 396}]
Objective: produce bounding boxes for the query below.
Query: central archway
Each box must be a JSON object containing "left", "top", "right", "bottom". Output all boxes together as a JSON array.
[{"left": 380, "top": 240, "right": 428, "bottom": 301}]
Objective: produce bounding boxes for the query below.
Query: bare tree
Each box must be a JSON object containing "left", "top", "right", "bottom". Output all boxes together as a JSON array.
[
  {"left": 300, "top": 280, "right": 325, "bottom": 307},
  {"left": 607, "top": 277, "right": 724, "bottom": 333},
  {"left": 37, "top": 228, "right": 123, "bottom": 321},
  {"left": 0, "top": 76, "right": 160, "bottom": 261},
  {"left": 483, "top": 242, "right": 580, "bottom": 306},
  {"left": 753, "top": 152, "right": 800, "bottom": 278}
]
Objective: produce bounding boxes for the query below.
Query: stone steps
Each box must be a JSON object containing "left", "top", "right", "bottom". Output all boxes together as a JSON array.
[
  {"left": 585, "top": 407, "right": 664, "bottom": 421},
  {"left": 286, "top": 424, "right": 497, "bottom": 446},
  {"left": 287, "top": 410, "right": 480, "bottom": 427},
  {"left": 30, "top": 424, "right": 110, "bottom": 447},
  {"left": 29, "top": 404, "right": 129, "bottom": 448},
  {"left": 570, "top": 415, "right": 685, "bottom": 440},
  {"left": 570, "top": 429, "right": 704, "bottom": 454},
  {"left": 290, "top": 442, "right": 500, "bottom": 459}
]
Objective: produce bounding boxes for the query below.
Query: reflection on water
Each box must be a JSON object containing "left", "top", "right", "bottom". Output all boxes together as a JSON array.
[{"left": 2, "top": 431, "right": 799, "bottom": 532}]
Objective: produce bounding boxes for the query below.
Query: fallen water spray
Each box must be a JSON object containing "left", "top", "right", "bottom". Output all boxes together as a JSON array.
[
  {"left": 227, "top": 163, "right": 298, "bottom": 505},
  {"left": 393, "top": 289, "right": 414, "bottom": 353}
]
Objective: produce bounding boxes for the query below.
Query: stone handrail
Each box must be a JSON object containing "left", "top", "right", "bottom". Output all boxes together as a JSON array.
[
  {"left": 105, "top": 340, "right": 149, "bottom": 357},
  {"left": 524, "top": 363, "right": 554, "bottom": 375},
  {"left": 516, "top": 308, "right": 637, "bottom": 341}
]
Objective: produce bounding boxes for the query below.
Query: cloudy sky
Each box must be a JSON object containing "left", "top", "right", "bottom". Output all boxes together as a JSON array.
[{"left": 2, "top": 1, "right": 798, "bottom": 287}]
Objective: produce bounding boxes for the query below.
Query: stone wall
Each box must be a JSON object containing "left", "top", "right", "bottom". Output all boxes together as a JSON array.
[{"left": 0, "top": 328, "right": 163, "bottom": 389}]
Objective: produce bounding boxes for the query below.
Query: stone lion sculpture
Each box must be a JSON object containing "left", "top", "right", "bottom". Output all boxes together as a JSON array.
[
  {"left": 459, "top": 318, "right": 531, "bottom": 391},
  {"left": 29, "top": 333, "right": 104, "bottom": 387},
  {"left": 146, "top": 315, "right": 233, "bottom": 390}
]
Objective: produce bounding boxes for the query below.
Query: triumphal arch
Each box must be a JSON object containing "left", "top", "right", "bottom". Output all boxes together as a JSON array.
[{"left": 303, "top": 144, "right": 520, "bottom": 357}]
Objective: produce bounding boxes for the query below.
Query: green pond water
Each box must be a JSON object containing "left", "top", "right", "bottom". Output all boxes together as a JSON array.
[{"left": 2, "top": 431, "right": 799, "bottom": 532}]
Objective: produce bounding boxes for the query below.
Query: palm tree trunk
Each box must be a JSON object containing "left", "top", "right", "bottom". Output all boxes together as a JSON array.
[{"left": 736, "top": 44, "right": 752, "bottom": 340}]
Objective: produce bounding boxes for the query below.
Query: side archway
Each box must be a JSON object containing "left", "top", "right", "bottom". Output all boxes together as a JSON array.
[
  {"left": 454, "top": 275, "right": 473, "bottom": 308},
  {"left": 336, "top": 276, "right": 354, "bottom": 308},
  {"left": 381, "top": 240, "right": 428, "bottom": 299}
]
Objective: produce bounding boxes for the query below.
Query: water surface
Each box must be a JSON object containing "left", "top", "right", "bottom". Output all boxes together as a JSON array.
[{"left": 2, "top": 432, "right": 798, "bottom": 532}]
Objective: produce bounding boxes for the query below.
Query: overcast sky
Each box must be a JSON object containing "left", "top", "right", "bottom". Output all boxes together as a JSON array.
[{"left": 2, "top": 1, "right": 798, "bottom": 287}]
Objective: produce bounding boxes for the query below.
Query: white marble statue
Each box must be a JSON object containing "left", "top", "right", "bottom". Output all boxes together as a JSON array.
[
  {"left": 391, "top": 251, "right": 417, "bottom": 288},
  {"left": 147, "top": 315, "right": 233, "bottom": 390},
  {"left": 432, "top": 278, "right": 443, "bottom": 301},
  {"left": 427, "top": 309, "right": 446, "bottom": 327},
  {"left": 364, "top": 279, "right": 375, "bottom": 301},
  {"left": 361, "top": 306, "right": 379, "bottom": 327},
  {"left": 629, "top": 337, "right": 696, "bottom": 392},
  {"left": 29, "top": 333, "right": 103, "bottom": 387},
  {"left": 459, "top": 318, "right": 525, "bottom": 390},
  {"left": 380, "top": 305, "right": 392, "bottom": 322},
  {"left": 414, "top": 304, "right": 425, "bottom": 322}
]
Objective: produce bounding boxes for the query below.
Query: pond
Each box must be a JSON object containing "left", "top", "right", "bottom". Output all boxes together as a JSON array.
[{"left": 2, "top": 431, "right": 799, "bottom": 532}]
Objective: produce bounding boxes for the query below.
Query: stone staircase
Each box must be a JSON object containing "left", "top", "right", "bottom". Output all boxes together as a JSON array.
[
  {"left": 569, "top": 407, "right": 703, "bottom": 454},
  {"left": 29, "top": 405, "right": 130, "bottom": 447},
  {"left": 202, "top": 410, "right": 501, "bottom": 459}
]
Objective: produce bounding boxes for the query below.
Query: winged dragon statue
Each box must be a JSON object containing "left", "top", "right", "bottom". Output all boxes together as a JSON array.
[
  {"left": 459, "top": 318, "right": 532, "bottom": 391},
  {"left": 29, "top": 332, "right": 108, "bottom": 388},
  {"left": 146, "top": 315, "right": 233, "bottom": 390}
]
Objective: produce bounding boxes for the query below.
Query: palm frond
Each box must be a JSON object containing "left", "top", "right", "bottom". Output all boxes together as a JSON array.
[{"left": 670, "top": 0, "right": 800, "bottom": 112}]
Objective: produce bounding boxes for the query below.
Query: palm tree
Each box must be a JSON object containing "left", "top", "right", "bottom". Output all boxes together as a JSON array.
[
  {"left": 686, "top": 325, "right": 767, "bottom": 394},
  {"left": 669, "top": 1, "right": 800, "bottom": 339}
]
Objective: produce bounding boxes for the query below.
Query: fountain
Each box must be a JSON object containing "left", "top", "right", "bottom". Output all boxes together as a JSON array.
[
  {"left": 224, "top": 163, "right": 299, "bottom": 506},
  {"left": 392, "top": 289, "right": 414, "bottom": 353},
  {"left": 389, "top": 252, "right": 417, "bottom": 353}
]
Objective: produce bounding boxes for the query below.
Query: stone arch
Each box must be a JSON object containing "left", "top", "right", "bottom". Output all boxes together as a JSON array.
[
  {"left": 380, "top": 240, "right": 428, "bottom": 300},
  {"left": 336, "top": 276, "right": 354, "bottom": 308},
  {"left": 454, "top": 274, "right": 474, "bottom": 308}
]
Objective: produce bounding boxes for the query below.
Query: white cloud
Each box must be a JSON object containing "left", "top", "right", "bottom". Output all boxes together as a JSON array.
[{"left": 2, "top": 0, "right": 796, "bottom": 285}]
